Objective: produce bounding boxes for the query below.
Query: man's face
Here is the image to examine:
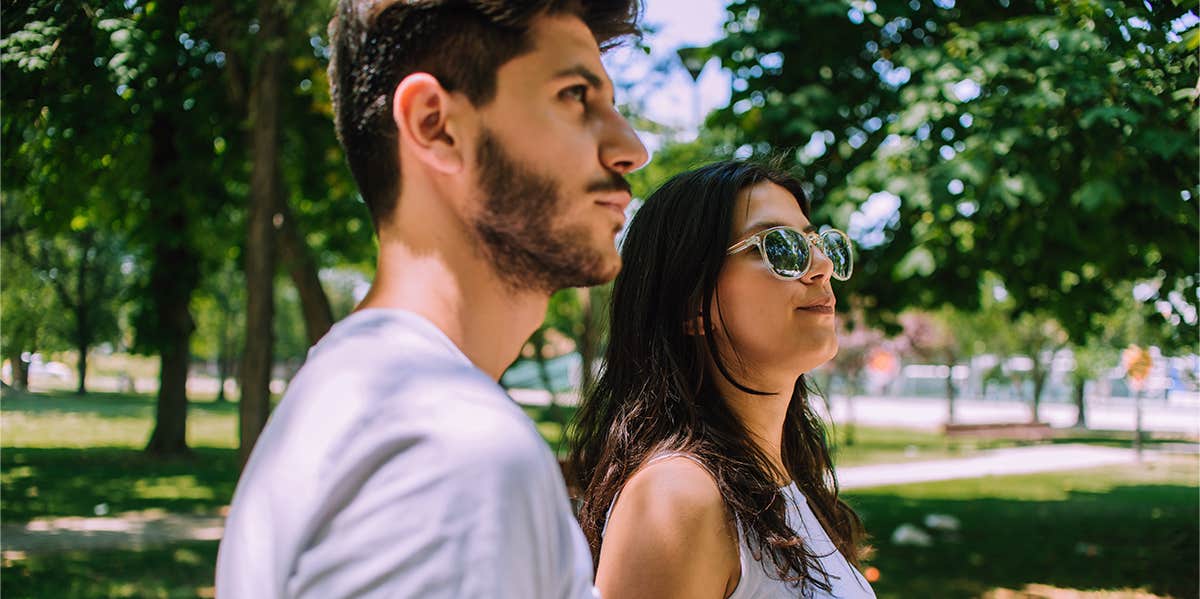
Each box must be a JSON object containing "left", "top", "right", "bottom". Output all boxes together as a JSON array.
[{"left": 468, "top": 13, "right": 648, "bottom": 294}]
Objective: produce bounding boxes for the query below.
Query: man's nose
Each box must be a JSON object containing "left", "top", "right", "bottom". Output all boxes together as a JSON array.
[{"left": 598, "top": 107, "right": 649, "bottom": 175}]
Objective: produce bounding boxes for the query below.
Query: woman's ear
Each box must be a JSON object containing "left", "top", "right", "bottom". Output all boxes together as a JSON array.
[
  {"left": 391, "top": 72, "right": 464, "bottom": 174},
  {"left": 683, "top": 313, "right": 705, "bottom": 336}
]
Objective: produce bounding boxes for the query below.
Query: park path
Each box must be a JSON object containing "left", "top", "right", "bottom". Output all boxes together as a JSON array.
[
  {"left": 838, "top": 443, "right": 1147, "bottom": 489},
  {"left": 0, "top": 444, "right": 1175, "bottom": 556}
]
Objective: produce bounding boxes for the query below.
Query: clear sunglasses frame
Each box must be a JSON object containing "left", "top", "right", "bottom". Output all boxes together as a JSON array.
[{"left": 726, "top": 226, "right": 853, "bottom": 281}]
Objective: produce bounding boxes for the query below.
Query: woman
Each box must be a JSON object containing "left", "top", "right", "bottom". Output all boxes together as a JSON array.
[{"left": 569, "top": 160, "right": 873, "bottom": 598}]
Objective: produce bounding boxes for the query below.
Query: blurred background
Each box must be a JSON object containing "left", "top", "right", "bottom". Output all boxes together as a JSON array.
[{"left": 2, "top": 0, "right": 1197, "bottom": 597}]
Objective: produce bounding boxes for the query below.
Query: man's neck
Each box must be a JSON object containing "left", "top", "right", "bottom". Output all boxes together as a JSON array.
[{"left": 355, "top": 200, "right": 549, "bottom": 381}]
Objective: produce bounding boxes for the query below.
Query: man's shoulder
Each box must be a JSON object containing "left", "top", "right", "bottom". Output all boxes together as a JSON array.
[
  {"left": 380, "top": 390, "right": 550, "bottom": 478},
  {"left": 288, "top": 310, "right": 507, "bottom": 416},
  {"left": 314, "top": 363, "right": 548, "bottom": 479}
]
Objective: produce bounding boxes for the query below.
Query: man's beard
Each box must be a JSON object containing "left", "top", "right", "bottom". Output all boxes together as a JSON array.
[{"left": 471, "top": 128, "right": 619, "bottom": 294}]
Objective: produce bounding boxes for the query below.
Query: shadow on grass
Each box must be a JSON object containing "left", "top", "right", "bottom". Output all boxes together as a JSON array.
[
  {"left": 2, "top": 541, "right": 219, "bottom": 599},
  {"left": 1, "top": 389, "right": 240, "bottom": 419},
  {"left": 2, "top": 447, "right": 239, "bottom": 522},
  {"left": 846, "top": 482, "right": 1199, "bottom": 598},
  {"left": 1048, "top": 430, "right": 1197, "bottom": 449}
]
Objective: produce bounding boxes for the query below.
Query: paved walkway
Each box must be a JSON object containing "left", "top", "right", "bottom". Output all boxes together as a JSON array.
[
  {"left": 0, "top": 444, "right": 1179, "bottom": 556},
  {"left": 838, "top": 443, "right": 1148, "bottom": 490},
  {"left": 507, "top": 390, "right": 1200, "bottom": 437}
]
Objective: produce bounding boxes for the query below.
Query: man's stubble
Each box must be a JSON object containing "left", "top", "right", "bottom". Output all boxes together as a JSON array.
[{"left": 470, "top": 128, "right": 621, "bottom": 295}]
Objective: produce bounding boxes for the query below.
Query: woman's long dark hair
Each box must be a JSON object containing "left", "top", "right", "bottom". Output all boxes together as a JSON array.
[{"left": 568, "top": 160, "right": 866, "bottom": 590}]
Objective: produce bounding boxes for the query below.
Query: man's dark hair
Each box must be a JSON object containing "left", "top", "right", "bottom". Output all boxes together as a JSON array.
[{"left": 328, "top": 0, "right": 642, "bottom": 227}]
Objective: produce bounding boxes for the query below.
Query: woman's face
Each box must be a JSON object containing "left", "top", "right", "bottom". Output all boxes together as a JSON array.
[{"left": 709, "top": 181, "right": 839, "bottom": 385}]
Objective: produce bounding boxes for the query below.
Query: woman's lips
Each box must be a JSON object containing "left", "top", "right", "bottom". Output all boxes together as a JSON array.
[{"left": 797, "top": 305, "right": 835, "bottom": 315}]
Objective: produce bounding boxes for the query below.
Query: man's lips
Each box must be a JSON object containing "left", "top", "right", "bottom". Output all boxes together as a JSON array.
[{"left": 595, "top": 192, "right": 632, "bottom": 217}]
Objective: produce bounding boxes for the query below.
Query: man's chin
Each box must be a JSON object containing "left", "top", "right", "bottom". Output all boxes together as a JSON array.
[
  {"left": 592, "top": 254, "right": 622, "bottom": 285},
  {"left": 563, "top": 254, "right": 620, "bottom": 289}
]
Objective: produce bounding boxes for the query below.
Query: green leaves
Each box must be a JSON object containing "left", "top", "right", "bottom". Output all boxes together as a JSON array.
[
  {"left": 1070, "top": 179, "right": 1121, "bottom": 212},
  {"left": 0, "top": 18, "right": 63, "bottom": 71},
  {"left": 705, "top": 0, "right": 1198, "bottom": 347}
]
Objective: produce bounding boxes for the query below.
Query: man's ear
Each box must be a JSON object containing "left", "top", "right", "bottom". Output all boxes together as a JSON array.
[{"left": 391, "top": 72, "right": 464, "bottom": 174}]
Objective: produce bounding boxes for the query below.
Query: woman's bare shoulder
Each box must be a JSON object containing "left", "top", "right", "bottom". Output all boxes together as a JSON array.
[
  {"left": 622, "top": 456, "right": 727, "bottom": 522},
  {"left": 597, "top": 455, "right": 739, "bottom": 599}
]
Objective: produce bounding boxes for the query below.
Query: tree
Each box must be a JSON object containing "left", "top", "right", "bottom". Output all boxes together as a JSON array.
[
  {"left": 4, "top": 0, "right": 246, "bottom": 454},
  {"left": 207, "top": 0, "right": 366, "bottom": 464},
  {"left": 193, "top": 259, "right": 245, "bottom": 403},
  {"left": 3, "top": 226, "right": 126, "bottom": 394},
  {"left": 4, "top": 0, "right": 364, "bottom": 458},
  {"left": 706, "top": 0, "right": 1199, "bottom": 344},
  {"left": 232, "top": 0, "right": 288, "bottom": 466},
  {"left": 826, "top": 307, "right": 886, "bottom": 446},
  {"left": 1008, "top": 312, "right": 1069, "bottom": 423},
  {"left": 135, "top": 0, "right": 226, "bottom": 456},
  {"left": 0, "top": 241, "right": 61, "bottom": 391},
  {"left": 898, "top": 309, "right": 963, "bottom": 423},
  {"left": 1068, "top": 338, "right": 1116, "bottom": 428}
]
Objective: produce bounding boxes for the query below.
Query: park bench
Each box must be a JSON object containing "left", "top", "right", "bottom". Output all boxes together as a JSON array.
[{"left": 942, "top": 421, "right": 1057, "bottom": 443}]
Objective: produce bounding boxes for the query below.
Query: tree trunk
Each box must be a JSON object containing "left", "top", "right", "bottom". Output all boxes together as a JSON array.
[
  {"left": 74, "top": 237, "right": 90, "bottom": 395},
  {"left": 843, "top": 376, "right": 859, "bottom": 447},
  {"left": 216, "top": 324, "right": 231, "bottom": 403},
  {"left": 146, "top": 303, "right": 193, "bottom": 455},
  {"left": 576, "top": 287, "right": 597, "bottom": 394},
  {"left": 816, "top": 371, "right": 835, "bottom": 422},
  {"left": 944, "top": 358, "right": 956, "bottom": 425},
  {"left": 8, "top": 350, "right": 29, "bottom": 391},
  {"left": 821, "top": 376, "right": 838, "bottom": 455},
  {"left": 143, "top": 1, "right": 198, "bottom": 457},
  {"left": 238, "top": 0, "right": 286, "bottom": 467},
  {"left": 531, "top": 328, "right": 564, "bottom": 455},
  {"left": 277, "top": 199, "right": 333, "bottom": 346},
  {"left": 75, "top": 339, "right": 88, "bottom": 395},
  {"left": 1072, "top": 374, "right": 1087, "bottom": 428},
  {"left": 1030, "top": 365, "right": 1046, "bottom": 424},
  {"left": 144, "top": 115, "right": 198, "bottom": 456}
]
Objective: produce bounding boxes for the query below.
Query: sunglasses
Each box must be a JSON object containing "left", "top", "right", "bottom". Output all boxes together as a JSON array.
[{"left": 726, "top": 226, "right": 854, "bottom": 281}]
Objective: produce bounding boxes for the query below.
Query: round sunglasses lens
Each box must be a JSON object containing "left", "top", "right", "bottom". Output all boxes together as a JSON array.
[
  {"left": 762, "top": 229, "right": 809, "bottom": 278},
  {"left": 820, "top": 230, "right": 853, "bottom": 280}
]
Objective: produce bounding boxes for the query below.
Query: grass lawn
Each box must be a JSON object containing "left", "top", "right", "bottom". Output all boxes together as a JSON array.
[
  {"left": 2, "top": 542, "right": 219, "bottom": 599},
  {"left": 3, "top": 388, "right": 1197, "bottom": 598},
  {"left": 847, "top": 457, "right": 1199, "bottom": 598},
  {"left": 4, "top": 460, "right": 1194, "bottom": 599}
]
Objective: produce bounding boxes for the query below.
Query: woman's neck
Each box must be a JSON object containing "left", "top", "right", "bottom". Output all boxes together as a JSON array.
[{"left": 713, "top": 371, "right": 795, "bottom": 486}]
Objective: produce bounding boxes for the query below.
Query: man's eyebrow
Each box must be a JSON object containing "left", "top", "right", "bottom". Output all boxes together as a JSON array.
[
  {"left": 551, "top": 64, "right": 605, "bottom": 87},
  {"left": 737, "top": 220, "right": 815, "bottom": 238},
  {"left": 551, "top": 64, "right": 613, "bottom": 102}
]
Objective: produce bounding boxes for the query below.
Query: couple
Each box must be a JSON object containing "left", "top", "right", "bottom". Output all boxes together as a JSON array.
[{"left": 216, "top": 1, "right": 874, "bottom": 598}]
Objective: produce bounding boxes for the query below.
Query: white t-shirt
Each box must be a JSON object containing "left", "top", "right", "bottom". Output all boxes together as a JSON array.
[{"left": 216, "top": 309, "right": 597, "bottom": 599}]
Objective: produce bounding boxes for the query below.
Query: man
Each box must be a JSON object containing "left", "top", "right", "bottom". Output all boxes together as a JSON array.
[{"left": 215, "top": 1, "right": 648, "bottom": 597}]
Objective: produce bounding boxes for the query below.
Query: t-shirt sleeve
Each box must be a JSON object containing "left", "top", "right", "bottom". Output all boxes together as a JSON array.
[{"left": 286, "top": 403, "right": 595, "bottom": 599}]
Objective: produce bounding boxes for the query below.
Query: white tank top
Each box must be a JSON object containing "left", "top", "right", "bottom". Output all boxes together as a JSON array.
[{"left": 602, "top": 454, "right": 876, "bottom": 599}]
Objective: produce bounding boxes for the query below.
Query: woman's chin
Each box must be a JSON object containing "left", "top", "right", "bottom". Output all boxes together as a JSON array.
[{"left": 797, "top": 338, "right": 839, "bottom": 373}]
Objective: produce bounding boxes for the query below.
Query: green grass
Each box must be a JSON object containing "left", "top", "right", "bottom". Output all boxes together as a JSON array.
[
  {"left": 2, "top": 447, "right": 239, "bottom": 522},
  {"left": 3, "top": 388, "right": 1197, "bottom": 598},
  {"left": 829, "top": 425, "right": 962, "bottom": 466},
  {"left": 847, "top": 457, "right": 1199, "bottom": 598},
  {"left": 2, "top": 542, "right": 218, "bottom": 599},
  {"left": 2, "top": 389, "right": 239, "bottom": 449},
  {"left": 827, "top": 424, "right": 1191, "bottom": 468}
]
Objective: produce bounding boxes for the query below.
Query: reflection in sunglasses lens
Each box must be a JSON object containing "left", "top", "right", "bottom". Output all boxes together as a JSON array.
[
  {"left": 764, "top": 229, "right": 807, "bottom": 278},
  {"left": 820, "top": 230, "right": 853, "bottom": 280}
]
